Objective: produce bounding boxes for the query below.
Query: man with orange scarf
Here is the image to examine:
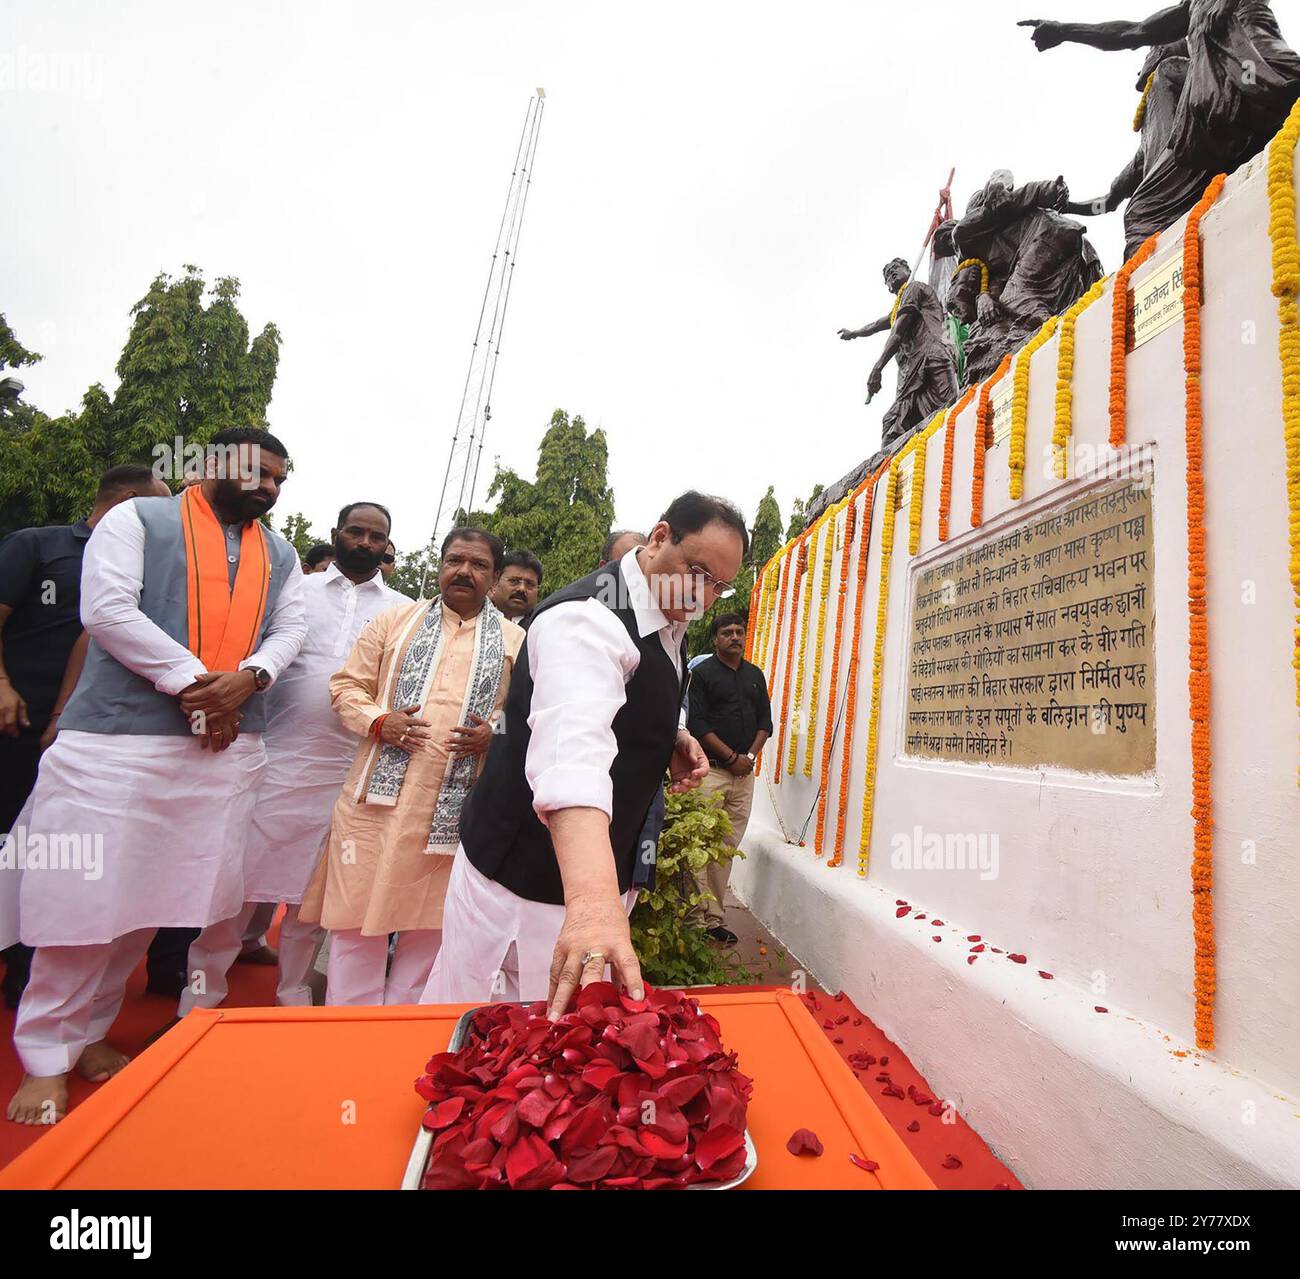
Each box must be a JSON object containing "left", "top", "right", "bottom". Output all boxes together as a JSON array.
[{"left": 6, "top": 427, "right": 306, "bottom": 1125}]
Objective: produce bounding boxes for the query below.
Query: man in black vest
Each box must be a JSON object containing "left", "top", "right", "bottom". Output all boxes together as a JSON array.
[{"left": 422, "top": 492, "right": 748, "bottom": 1018}]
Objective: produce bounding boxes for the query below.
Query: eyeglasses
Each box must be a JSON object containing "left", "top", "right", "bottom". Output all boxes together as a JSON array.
[{"left": 686, "top": 562, "right": 736, "bottom": 599}]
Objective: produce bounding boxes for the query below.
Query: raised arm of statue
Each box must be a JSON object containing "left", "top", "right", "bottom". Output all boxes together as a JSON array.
[
  {"left": 838, "top": 313, "right": 892, "bottom": 341},
  {"left": 1018, "top": 5, "right": 1189, "bottom": 52},
  {"left": 1065, "top": 152, "right": 1144, "bottom": 217}
]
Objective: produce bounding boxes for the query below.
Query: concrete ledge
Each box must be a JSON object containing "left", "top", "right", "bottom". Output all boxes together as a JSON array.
[{"left": 731, "top": 810, "right": 1300, "bottom": 1190}]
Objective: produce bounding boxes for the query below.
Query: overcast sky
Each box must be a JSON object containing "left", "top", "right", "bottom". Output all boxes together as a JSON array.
[{"left": 4, "top": 0, "right": 1210, "bottom": 554}]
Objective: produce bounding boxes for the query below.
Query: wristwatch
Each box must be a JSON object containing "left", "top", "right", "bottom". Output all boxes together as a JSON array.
[
  {"left": 746, "top": 752, "right": 756, "bottom": 763},
  {"left": 247, "top": 666, "right": 272, "bottom": 692}
]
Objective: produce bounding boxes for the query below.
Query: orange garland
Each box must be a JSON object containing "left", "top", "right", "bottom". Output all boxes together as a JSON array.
[
  {"left": 743, "top": 579, "right": 759, "bottom": 662},
  {"left": 1108, "top": 232, "right": 1160, "bottom": 447},
  {"left": 813, "top": 498, "right": 858, "bottom": 856},
  {"left": 772, "top": 535, "right": 808, "bottom": 787},
  {"left": 756, "top": 551, "right": 791, "bottom": 777},
  {"left": 970, "top": 353, "right": 1014, "bottom": 528},
  {"left": 1184, "top": 172, "right": 1227, "bottom": 1051},
  {"left": 830, "top": 460, "right": 889, "bottom": 866},
  {"left": 938, "top": 384, "right": 977, "bottom": 542}
]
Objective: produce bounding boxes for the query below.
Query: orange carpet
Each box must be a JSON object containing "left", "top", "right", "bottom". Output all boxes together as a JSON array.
[
  {"left": 0, "top": 908, "right": 284, "bottom": 1171},
  {"left": 0, "top": 926, "right": 1021, "bottom": 1188}
]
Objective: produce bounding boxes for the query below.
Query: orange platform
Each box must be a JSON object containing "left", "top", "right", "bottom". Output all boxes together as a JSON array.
[{"left": 0, "top": 989, "right": 934, "bottom": 1190}]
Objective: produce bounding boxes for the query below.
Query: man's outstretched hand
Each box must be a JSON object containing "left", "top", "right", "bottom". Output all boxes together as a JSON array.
[
  {"left": 547, "top": 891, "right": 644, "bottom": 1021},
  {"left": 1017, "top": 18, "right": 1065, "bottom": 50}
]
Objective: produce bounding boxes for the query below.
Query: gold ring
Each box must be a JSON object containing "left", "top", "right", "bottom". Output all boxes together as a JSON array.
[{"left": 580, "top": 950, "right": 606, "bottom": 967}]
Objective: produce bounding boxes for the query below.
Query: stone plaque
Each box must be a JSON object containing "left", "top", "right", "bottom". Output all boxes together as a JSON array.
[
  {"left": 1132, "top": 247, "right": 1185, "bottom": 350},
  {"left": 903, "top": 472, "right": 1155, "bottom": 774},
  {"left": 990, "top": 381, "right": 1014, "bottom": 447}
]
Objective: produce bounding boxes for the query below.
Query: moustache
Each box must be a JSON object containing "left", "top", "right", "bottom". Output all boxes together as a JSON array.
[{"left": 450, "top": 577, "right": 475, "bottom": 590}]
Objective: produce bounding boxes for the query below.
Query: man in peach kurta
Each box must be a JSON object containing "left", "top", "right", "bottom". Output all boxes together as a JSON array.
[{"left": 299, "top": 528, "right": 524, "bottom": 1005}]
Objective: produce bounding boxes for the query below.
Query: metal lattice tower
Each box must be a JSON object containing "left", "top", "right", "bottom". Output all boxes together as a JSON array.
[{"left": 421, "top": 91, "right": 545, "bottom": 595}]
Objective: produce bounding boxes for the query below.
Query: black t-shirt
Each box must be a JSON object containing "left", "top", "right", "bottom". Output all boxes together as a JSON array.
[
  {"left": 0, "top": 520, "right": 92, "bottom": 724},
  {"left": 687, "top": 654, "right": 774, "bottom": 763}
]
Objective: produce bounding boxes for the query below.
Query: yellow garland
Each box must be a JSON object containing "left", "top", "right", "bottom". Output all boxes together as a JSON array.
[
  {"left": 787, "top": 519, "right": 822, "bottom": 775},
  {"left": 954, "top": 257, "right": 990, "bottom": 294},
  {"left": 908, "top": 410, "right": 946, "bottom": 555},
  {"left": 889, "top": 282, "right": 909, "bottom": 327},
  {"left": 1268, "top": 99, "right": 1300, "bottom": 784},
  {"left": 1133, "top": 72, "right": 1155, "bottom": 132},
  {"left": 804, "top": 501, "right": 842, "bottom": 777},
  {"left": 1051, "top": 276, "right": 1109, "bottom": 479},
  {"left": 1008, "top": 314, "right": 1060, "bottom": 500},
  {"left": 858, "top": 464, "right": 899, "bottom": 876},
  {"left": 760, "top": 559, "right": 780, "bottom": 667}
]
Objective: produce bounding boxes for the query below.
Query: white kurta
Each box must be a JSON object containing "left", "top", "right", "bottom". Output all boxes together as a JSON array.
[
  {"left": 242, "top": 564, "right": 406, "bottom": 904},
  {"left": 15, "top": 498, "right": 306, "bottom": 948}
]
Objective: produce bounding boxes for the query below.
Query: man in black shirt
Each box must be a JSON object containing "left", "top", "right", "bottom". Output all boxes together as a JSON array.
[
  {"left": 0, "top": 464, "right": 170, "bottom": 1004},
  {"left": 686, "top": 611, "right": 773, "bottom": 944}
]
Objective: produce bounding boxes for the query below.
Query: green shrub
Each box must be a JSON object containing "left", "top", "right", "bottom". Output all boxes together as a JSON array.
[{"left": 630, "top": 787, "right": 753, "bottom": 987}]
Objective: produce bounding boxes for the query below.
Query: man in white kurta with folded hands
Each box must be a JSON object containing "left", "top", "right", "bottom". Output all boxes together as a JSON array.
[
  {"left": 176, "top": 501, "right": 404, "bottom": 1016},
  {"left": 6, "top": 428, "right": 306, "bottom": 1125}
]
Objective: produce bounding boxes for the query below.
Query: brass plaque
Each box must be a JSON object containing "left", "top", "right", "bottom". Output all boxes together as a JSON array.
[{"left": 904, "top": 473, "right": 1155, "bottom": 774}]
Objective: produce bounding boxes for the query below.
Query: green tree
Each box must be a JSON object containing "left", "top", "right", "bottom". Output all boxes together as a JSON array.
[
  {"left": 0, "top": 270, "right": 281, "bottom": 535},
  {"left": 276, "top": 512, "right": 318, "bottom": 561},
  {"left": 784, "top": 482, "right": 824, "bottom": 541},
  {"left": 387, "top": 545, "right": 436, "bottom": 601},
  {"left": 475, "top": 409, "right": 615, "bottom": 596}
]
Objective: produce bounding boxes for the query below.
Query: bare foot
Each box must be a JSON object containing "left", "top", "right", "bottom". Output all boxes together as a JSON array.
[
  {"left": 6, "top": 1072, "right": 68, "bottom": 1125},
  {"left": 75, "top": 1040, "right": 130, "bottom": 1083}
]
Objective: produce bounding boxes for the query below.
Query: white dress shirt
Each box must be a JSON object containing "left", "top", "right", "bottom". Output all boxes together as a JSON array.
[
  {"left": 80, "top": 497, "right": 307, "bottom": 695},
  {"left": 524, "top": 544, "right": 687, "bottom": 822}
]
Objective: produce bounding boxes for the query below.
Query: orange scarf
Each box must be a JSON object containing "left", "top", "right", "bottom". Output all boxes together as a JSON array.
[{"left": 180, "top": 485, "right": 272, "bottom": 671}]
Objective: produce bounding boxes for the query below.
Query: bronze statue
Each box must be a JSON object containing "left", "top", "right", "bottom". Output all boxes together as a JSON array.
[
  {"left": 1064, "top": 42, "right": 1219, "bottom": 259},
  {"left": 838, "top": 257, "right": 958, "bottom": 451},
  {"left": 1020, "top": 2, "right": 1300, "bottom": 171},
  {"left": 947, "top": 171, "right": 1103, "bottom": 386}
]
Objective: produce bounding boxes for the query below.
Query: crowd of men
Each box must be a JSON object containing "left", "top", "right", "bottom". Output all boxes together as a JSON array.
[{"left": 0, "top": 427, "right": 771, "bottom": 1127}]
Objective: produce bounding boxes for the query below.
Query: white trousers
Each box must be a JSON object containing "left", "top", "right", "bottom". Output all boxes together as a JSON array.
[
  {"left": 421, "top": 849, "right": 636, "bottom": 1005},
  {"left": 178, "top": 902, "right": 324, "bottom": 1015},
  {"left": 13, "top": 928, "right": 154, "bottom": 1077},
  {"left": 325, "top": 928, "right": 442, "bottom": 1007}
]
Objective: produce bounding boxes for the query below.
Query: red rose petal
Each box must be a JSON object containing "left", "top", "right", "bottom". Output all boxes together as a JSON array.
[
  {"left": 896, "top": 907, "right": 911, "bottom": 918},
  {"left": 849, "top": 1154, "right": 880, "bottom": 1172},
  {"left": 967, "top": 956, "right": 978, "bottom": 965},
  {"left": 1038, "top": 971, "right": 1054, "bottom": 980},
  {"left": 906, "top": 1121, "right": 920, "bottom": 1133},
  {"left": 786, "top": 1128, "right": 824, "bottom": 1157},
  {"left": 694, "top": 1124, "right": 745, "bottom": 1171},
  {"left": 1095, "top": 1006, "right": 1109, "bottom": 1013},
  {"left": 932, "top": 935, "right": 942, "bottom": 942},
  {"left": 879, "top": 1056, "right": 889, "bottom": 1066},
  {"left": 928, "top": 1102, "right": 945, "bottom": 1116},
  {"left": 932, "top": 920, "right": 945, "bottom": 927},
  {"left": 1009, "top": 954, "right": 1028, "bottom": 964},
  {"left": 942, "top": 1155, "right": 963, "bottom": 1170},
  {"left": 967, "top": 935, "right": 981, "bottom": 942}
]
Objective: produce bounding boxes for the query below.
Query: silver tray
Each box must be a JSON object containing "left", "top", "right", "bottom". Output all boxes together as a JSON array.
[{"left": 402, "top": 1005, "right": 757, "bottom": 1190}]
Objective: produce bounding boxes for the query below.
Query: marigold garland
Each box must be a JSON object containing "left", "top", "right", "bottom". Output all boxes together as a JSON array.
[
  {"left": 954, "top": 257, "right": 991, "bottom": 294},
  {"left": 1133, "top": 71, "right": 1155, "bottom": 132},
  {"left": 906, "top": 411, "right": 946, "bottom": 555},
  {"left": 1108, "top": 232, "right": 1160, "bottom": 447},
  {"left": 831, "top": 461, "right": 889, "bottom": 867},
  {"left": 889, "top": 282, "right": 909, "bottom": 327},
  {"left": 858, "top": 464, "right": 900, "bottom": 877},
  {"left": 764, "top": 538, "right": 795, "bottom": 785},
  {"left": 1052, "top": 276, "right": 1109, "bottom": 479},
  {"left": 786, "top": 527, "right": 819, "bottom": 776},
  {"left": 759, "top": 549, "right": 794, "bottom": 779},
  {"left": 1183, "top": 172, "right": 1226, "bottom": 1050},
  {"left": 744, "top": 580, "right": 760, "bottom": 662},
  {"left": 970, "top": 353, "right": 1014, "bottom": 528},
  {"left": 814, "top": 497, "right": 857, "bottom": 857},
  {"left": 804, "top": 504, "right": 841, "bottom": 778},
  {"left": 1268, "top": 99, "right": 1300, "bottom": 784},
  {"left": 938, "top": 384, "right": 977, "bottom": 541},
  {"left": 1008, "top": 315, "right": 1059, "bottom": 501}
]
